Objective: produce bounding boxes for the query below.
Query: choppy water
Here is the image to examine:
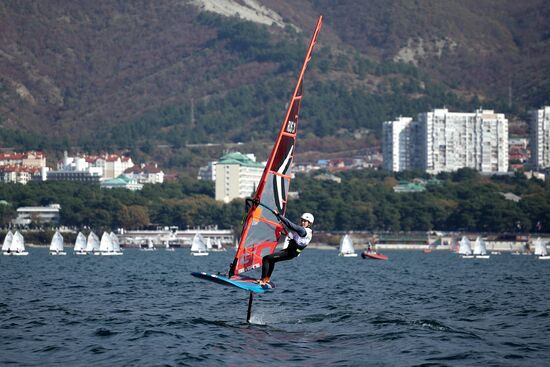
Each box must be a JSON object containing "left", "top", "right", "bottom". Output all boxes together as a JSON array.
[{"left": 1, "top": 249, "right": 550, "bottom": 366}]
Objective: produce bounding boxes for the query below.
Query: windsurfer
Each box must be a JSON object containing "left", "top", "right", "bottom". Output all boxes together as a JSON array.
[{"left": 259, "top": 212, "right": 314, "bottom": 286}]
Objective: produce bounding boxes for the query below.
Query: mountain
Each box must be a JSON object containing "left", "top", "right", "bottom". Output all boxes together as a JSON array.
[{"left": 1, "top": 0, "right": 549, "bottom": 172}]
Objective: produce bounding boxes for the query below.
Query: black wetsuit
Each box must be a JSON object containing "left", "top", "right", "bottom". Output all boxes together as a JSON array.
[{"left": 261, "top": 214, "right": 310, "bottom": 280}]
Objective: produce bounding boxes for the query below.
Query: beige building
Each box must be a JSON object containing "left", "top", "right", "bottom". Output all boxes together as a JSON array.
[
  {"left": 0, "top": 151, "right": 46, "bottom": 168},
  {"left": 94, "top": 155, "right": 134, "bottom": 180},
  {"left": 215, "top": 152, "right": 264, "bottom": 203}
]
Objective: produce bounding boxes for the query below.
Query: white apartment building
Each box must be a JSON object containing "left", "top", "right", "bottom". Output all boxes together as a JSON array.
[
  {"left": 54, "top": 152, "right": 134, "bottom": 181},
  {"left": 215, "top": 152, "right": 264, "bottom": 203},
  {"left": 382, "top": 117, "right": 418, "bottom": 172},
  {"left": 418, "top": 108, "right": 508, "bottom": 174},
  {"left": 124, "top": 164, "right": 164, "bottom": 184},
  {"left": 530, "top": 106, "right": 550, "bottom": 169}
]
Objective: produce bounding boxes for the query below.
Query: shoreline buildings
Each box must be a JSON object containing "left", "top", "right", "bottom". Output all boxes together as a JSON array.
[{"left": 383, "top": 108, "right": 509, "bottom": 174}]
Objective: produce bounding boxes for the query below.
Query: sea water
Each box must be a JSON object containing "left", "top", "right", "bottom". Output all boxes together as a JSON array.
[{"left": 1, "top": 249, "right": 549, "bottom": 366}]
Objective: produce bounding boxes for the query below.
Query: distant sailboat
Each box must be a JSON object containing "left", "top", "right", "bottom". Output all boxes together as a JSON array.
[
  {"left": 9, "top": 231, "right": 28, "bottom": 256},
  {"left": 473, "top": 237, "right": 490, "bottom": 259},
  {"left": 191, "top": 233, "right": 208, "bottom": 256},
  {"left": 142, "top": 239, "right": 156, "bottom": 251},
  {"left": 99, "top": 231, "right": 113, "bottom": 254},
  {"left": 49, "top": 231, "right": 66, "bottom": 256},
  {"left": 2, "top": 230, "right": 13, "bottom": 256},
  {"left": 338, "top": 234, "right": 357, "bottom": 257},
  {"left": 459, "top": 236, "right": 474, "bottom": 258},
  {"left": 165, "top": 241, "right": 175, "bottom": 251},
  {"left": 109, "top": 232, "right": 123, "bottom": 255},
  {"left": 86, "top": 231, "right": 100, "bottom": 255},
  {"left": 533, "top": 237, "right": 550, "bottom": 260},
  {"left": 210, "top": 238, "right": 226, "bottom": 252},
  {"left": 74, "top": 232, "right": 87, "bottom": 255}
]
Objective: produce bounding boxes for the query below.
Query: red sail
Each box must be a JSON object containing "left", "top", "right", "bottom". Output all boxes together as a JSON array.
[{"left": 229, "top": 16, "right": 322, "bottom": 277}]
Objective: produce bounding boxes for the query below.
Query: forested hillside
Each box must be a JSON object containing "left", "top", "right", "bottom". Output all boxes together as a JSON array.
[{"left": 1, "top": 0, "right": 549, "bottom": 172}]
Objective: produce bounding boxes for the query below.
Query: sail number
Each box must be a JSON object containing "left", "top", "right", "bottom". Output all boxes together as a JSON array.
[{"left": 286, "top": 120, "right": 296, "bottom": 133}]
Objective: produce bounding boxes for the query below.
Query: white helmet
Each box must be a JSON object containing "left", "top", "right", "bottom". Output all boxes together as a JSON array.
[{"left": 301, "top": 212, "right": 314, "bottom": 224}]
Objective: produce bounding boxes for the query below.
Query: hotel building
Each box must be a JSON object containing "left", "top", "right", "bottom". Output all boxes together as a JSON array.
[{"left": 215, "top": 152, "right": 264, "bottom": 203}]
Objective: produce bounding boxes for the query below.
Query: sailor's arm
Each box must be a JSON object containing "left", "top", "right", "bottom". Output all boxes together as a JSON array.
[{"left": 275, "top": 213, "right": 307, "bottom": 237}]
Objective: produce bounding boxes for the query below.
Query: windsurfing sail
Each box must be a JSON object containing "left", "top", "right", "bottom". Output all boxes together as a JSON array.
[{"left": 229, "top": 16, "right": 323, "bottom": 277}]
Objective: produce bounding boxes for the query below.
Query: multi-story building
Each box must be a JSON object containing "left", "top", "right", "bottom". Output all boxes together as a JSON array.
[
  {"left": 47, "top": 170, "right": 101, "bottom": 183},
  {"left": 49, "top": 152, "right": 103, "bottom": 182},
  {"left": 530, "top": 106, "right": 550, "bottom": 169},
  {"left": 215, "top": 152, "right": 264, "bottom": 203},
  {"left": 13, "top": 204, "right": 61, "bottom": 226},
  {"left": 197, "top": 161, "right": 217, "bottom": 181},
  {"left": 0, "top": 151, "right": 46, "bottom": 168},
  {"left": 124, "top": 163, "right": 164, "bottom": 184},
  {"left": 382, "top": 117, "right": 419, "bottom": 171},
  {"left": 0, "top": 165, "right": 43, "bottom": 184},
  {"left": 417, "top": 108, "right": 508, "bottom": 174},
  {"left": 92, "top": 155, "right": 134, "bottom": 180},
  {"left": 53, "top": 152, "right": 135, "bottom": 181}
]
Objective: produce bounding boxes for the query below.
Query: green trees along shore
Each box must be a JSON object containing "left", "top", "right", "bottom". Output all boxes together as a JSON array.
[{"left": 0, "top": 168, "right": 548, "bottom": 233}]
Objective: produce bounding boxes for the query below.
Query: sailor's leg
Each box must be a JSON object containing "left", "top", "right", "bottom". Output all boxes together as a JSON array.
[{"left": 265, "top": 250, "right": 294, "bottom": 279}]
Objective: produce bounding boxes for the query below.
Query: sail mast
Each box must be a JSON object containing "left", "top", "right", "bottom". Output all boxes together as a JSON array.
[{"left": 253, "top": 16, "right": 323, "bottom": 202}]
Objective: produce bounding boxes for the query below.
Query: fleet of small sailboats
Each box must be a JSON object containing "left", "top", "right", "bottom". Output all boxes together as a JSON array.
[
  {"left": 338, "top": 234, "right": 357, "bottom": 257},
  {"left": 1, "top": 229, "right": 548, "bottom": 261},
  {"left": 4, "top": 231, "right": 28, "bottom": 256},
  {"left": 97, "top": 231, "right": 123, "bottom": 256}
]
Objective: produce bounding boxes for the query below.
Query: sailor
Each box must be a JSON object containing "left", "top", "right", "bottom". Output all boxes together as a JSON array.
[{"left": 259, "top": 212, "right": 314, "bottom": 286}]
